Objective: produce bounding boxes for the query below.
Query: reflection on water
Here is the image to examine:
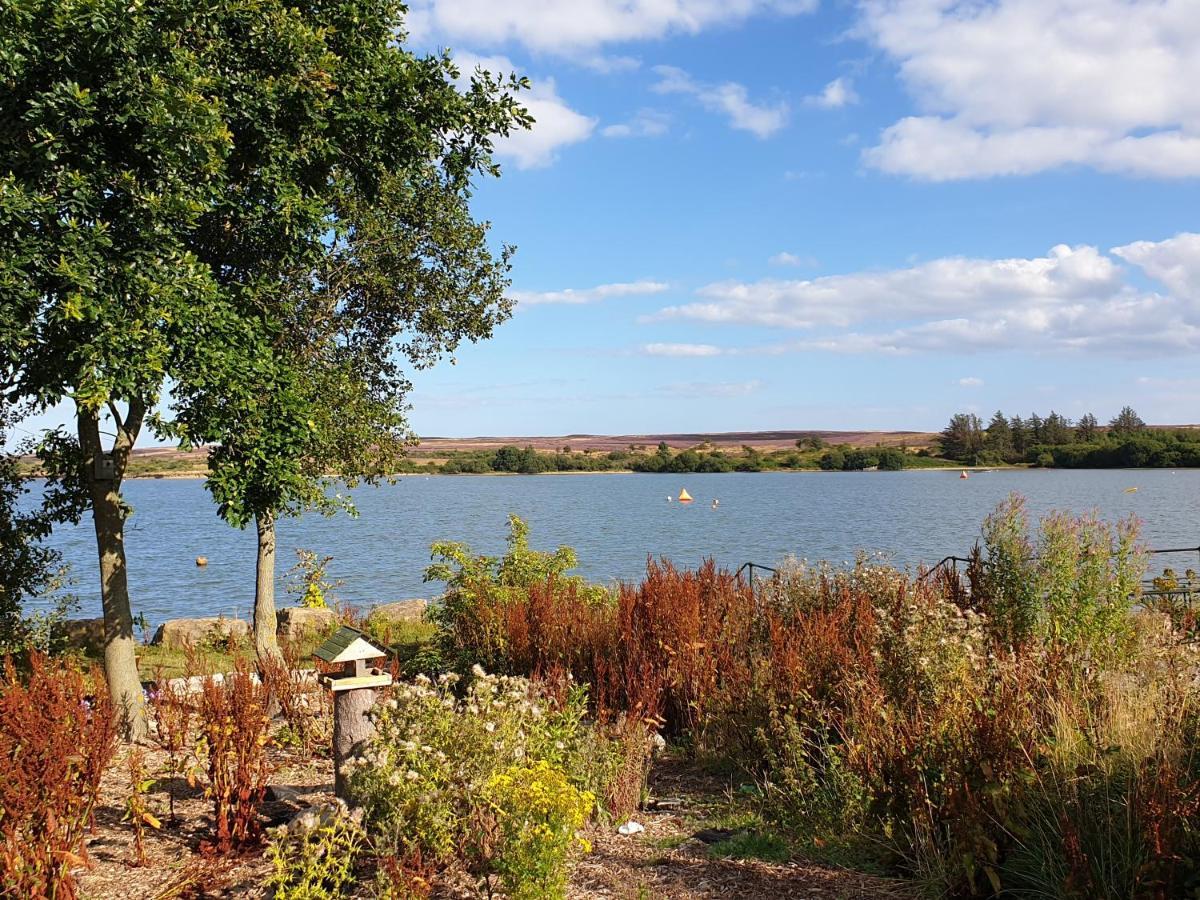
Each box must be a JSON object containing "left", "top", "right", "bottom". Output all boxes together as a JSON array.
[{"left": 29, "top": 469, "right": 1200, "bottom": 626}]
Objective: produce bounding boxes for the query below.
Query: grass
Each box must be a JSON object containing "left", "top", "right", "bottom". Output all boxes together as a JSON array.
[{"left": 708, "top": 830, "right": 791, "bottom": 864}]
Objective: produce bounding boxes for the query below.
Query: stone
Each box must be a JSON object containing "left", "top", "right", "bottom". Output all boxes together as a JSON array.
[
  {"left": 367, "top": 598, "right": 429, "bottom": 625},
  {"left": 277, "top": 606, "right": 338, "bottom": 642},
  {"left": 151, "top": 616, "right": 249, "bottom": 650},
  {"left": 54, "top": 617, "right": 106, "bottom": 653}
]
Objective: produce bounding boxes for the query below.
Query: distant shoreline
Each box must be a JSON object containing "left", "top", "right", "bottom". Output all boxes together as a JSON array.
[{"left": 118, "top": 463, "right": 1031, "bottom": 481}]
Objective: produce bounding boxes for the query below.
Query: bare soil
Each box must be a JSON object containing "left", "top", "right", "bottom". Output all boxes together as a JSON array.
[{"left": 76, "top": 744, "right": 910, "bottom": 900}]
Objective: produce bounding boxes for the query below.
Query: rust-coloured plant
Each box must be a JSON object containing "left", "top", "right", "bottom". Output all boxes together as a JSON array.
[
  {"left": 149, "top": 670, "right": 196, "bottom": 824},
  {"left": 122, "top": 748, "right": 160, "bottom": 867},
  {"left": 195, "top": 661, "right": 273, "bottom": 854},
  {"left": 0, "top": 653, "right": 117, "bottom": 898}
]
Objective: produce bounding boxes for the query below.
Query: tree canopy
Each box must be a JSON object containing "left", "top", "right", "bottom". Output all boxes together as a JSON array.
[{"left": 0, "top": 0, "right": 529, "bottom": 733}]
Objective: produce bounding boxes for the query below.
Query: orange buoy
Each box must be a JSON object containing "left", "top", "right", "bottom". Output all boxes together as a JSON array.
[{"left": 678, "top": 488, "right": 693, "bottom": 503}]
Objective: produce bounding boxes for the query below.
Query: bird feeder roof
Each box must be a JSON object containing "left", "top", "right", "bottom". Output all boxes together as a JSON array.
[{"left": 314, "top": 625, "right": 386, "bottom": 664}]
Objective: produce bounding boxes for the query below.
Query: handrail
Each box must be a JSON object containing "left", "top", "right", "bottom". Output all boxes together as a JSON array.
[{"left": 736, "top": 561, "right": 779, "bottom": 584}]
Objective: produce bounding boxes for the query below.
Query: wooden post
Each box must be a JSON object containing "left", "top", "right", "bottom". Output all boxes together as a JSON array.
[
  {"left": 312, "top": 626, "right": 393, "bottom": 800},
  {"left": 333, "top": 687, "right": 378, "bottom": 798}
]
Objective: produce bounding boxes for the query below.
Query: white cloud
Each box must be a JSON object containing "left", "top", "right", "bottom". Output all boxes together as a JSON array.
[
  {"left": 645, "top": 234, "right": 1200, "bottom": 356},
  {"left": 663, "top": 380, "right": 764, "bottom": 398},
  {"left": 458, "top": 53, "right": 596, "bottom": 168},
  {"left": 407, "top": 0, "right": 817, "bottom": 54},
  {"left": 957, "top": 377, "right": 984, "bottom": 387},
  {"left": 513, "top": 280, "right": 669, "bottom": 307},
  {"left": 768, "top": 252, "right": 816, "bottom": 267},
  {"left": 858, "top": 0, "right": 1200, "bottom": 179},
  {"left": 640, "top": 342, "right": 726, "bottom": 357},
  {"left": 1112, "top": 232, "right": 1200, "bottom": 302},
  {"left": 602, "top": 109, "right": 670, "bottom": 138},
  {"left": 652, "top": 66, "right": 788, "bottom": 138},
  {"left": 805, "top": 77, "right": 858, "bottom": 109}
]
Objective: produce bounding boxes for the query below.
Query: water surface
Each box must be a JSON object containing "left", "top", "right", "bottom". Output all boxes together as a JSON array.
[{"left": 31, "top": 469, "right": 1200, "bottom": 626}]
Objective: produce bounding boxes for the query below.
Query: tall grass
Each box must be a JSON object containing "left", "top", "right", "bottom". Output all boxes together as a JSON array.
[{"left": 431, "top": 496, "right": 1200, "bottom": 897}]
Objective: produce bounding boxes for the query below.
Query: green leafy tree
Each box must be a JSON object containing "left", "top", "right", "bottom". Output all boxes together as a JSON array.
[
  {"left": 1041, "top": 411, "right": 1074, "bottom": 445},
  {"left": 1109, "top": 406, "right": 1146, "bottom": 436},
  {"left": 1009, "top": 415, "right": 1029, "bottom": 456},
  {"left": 169, "top": 23, "right": 526, "bottom": 664},
  {"left": 0, "top": 406, "right": 73, "bottom": 652},
  {"left": 1076, "top": 412, "right": 1099, "bottom": 442},
  {"left": 985, "top": 411, "right": 1013, "bottom": 462},
  {"left": 939, "top": 413, "right": 984, "bottom": 463},
  {"left": 0, "top": 0, "right": 527, "bottom": 734}
]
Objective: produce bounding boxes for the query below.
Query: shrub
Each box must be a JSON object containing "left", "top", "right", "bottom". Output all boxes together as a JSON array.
[
  {"left": 0, "top": 653, "right": 117, "bottom": 898},
  {"left": 479, "top": 760, "right": 593, "bottom": 900},
  {"left": 265, "top": 800, "right": 365, "bottom": 900},
  {"left": 149, "top": 670, "right": 197, "bottom": 823},
  {"left": 196, "top": 662, "right": 273, "bottom": 854},
  {"left": 260, "top": 646, "right": 327, "bottom": 751},
  {"left": 348, "top": 668, "right": 616, "bottom": 893},
  {"left": 425, "top": 515, "right": 609, "bottom": 672}
]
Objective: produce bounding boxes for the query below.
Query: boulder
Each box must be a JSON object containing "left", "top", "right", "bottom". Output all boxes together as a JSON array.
[
  {"left": 54, "top": 617, "right": 106, "bottom": 653},
  {"left": 368, "top": 599, "right": 429, "bottom": 625},
  {"left": 151, "top": 616, "right": 249, "bottom": 650},
  {"left": 276, "top": 606, "right": 338, "bottom": 642}
]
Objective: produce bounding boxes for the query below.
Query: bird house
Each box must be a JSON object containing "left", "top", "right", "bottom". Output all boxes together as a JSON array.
[{"left": 314, "top": 625, "right": 392, "bottom": 692}]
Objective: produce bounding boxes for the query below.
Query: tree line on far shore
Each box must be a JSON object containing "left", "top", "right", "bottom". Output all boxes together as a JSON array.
[
  {"left": 939, "top": 406, "right": 1200, "bottom": 467},
  {"left": 431, "top": 439, "right": 940, "bottom": 475}
]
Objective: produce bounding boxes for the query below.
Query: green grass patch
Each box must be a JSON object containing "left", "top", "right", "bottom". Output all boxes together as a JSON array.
[{"left": 708, "top": 830, "right": 791, "bottom": 864}]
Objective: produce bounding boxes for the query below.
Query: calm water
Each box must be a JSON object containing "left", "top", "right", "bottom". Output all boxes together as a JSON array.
[{"left": 28, "top": 469, "right": 1200, "bottom": 625}]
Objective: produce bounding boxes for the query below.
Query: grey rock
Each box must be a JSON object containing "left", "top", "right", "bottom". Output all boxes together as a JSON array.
[
  {"left": 367, "top": 599, "right": 429, "bottom": 625},
  {"left": 151, "top": 616, "right": 249, "bottom": 650},
  {"left": 276, "top": 606, "right": 338, "bottom": 641}
]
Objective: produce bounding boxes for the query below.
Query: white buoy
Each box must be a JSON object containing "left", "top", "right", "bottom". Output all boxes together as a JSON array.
[{"left": 712, "top": 499, "right": 719, "bottom": 508}]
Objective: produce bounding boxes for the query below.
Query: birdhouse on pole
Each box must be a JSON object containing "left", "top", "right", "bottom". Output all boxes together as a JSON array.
[
  {"left": 315, "top": 625, "right": 393, "bottom": 690},
  {"left": 314, "top": 625, "right": 393, "bottom": 797}
]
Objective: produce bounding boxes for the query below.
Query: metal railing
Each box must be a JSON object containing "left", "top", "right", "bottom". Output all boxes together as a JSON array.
[{"left": 735, "top": 561, "right": 778, "bottom": 586}]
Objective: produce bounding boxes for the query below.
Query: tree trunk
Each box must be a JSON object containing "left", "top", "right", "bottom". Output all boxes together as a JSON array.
[
  {"left": 78, "top": 401, "right": 148, "bottom": 741},
  {"left": 332, "top": 687, "right": 378, "bottom": 798},
  {"left": 254, "top": 511, "right": 282, "bottom": 664}
]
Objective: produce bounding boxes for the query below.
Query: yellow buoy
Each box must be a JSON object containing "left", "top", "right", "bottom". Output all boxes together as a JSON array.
[
  {"left": 196, "top": 556, "right": 208, "bottom": 567},
  {"left": 678, "top": 488, "right": 693, "bottom": 503},
  {"left": 1124, "top": 486, "right": 1139, "bottom": 494}
]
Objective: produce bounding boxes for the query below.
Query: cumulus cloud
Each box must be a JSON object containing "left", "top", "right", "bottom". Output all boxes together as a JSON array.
[
  {"left": 1112, "top": 232, "right": 1200, "bottom": 301},
  {"left": 805, "top": 77, "right": 858, "bottom": 109},
  {"left": 640, "top": 342, "right": 726, "bottom": 357},
  {"left": 958, "top": 377, "right": 984, "bottom": 387},
  {"left": 512, "top": 280, "right": 669, "bottom": 307},
  {"left": 406, "top": 0, "right": 817, "bottom": 54},
  {"left": 602, "top": 109, "right": 670, "bottom": 139},
  {"left": 769, "top": 252, "right": 816, "bottom": 267},
  {"left": 645, "top": 233, "right": 1200, "bottom": 356},
  {"left": 457, "top": 53, "right": 596, "bottom": 168},
  {"left": 858, "top": 0, "right": 1200, "bottom": 179},
  {"left": 652, "top": 66, "right": 788, "bottom": 138}
]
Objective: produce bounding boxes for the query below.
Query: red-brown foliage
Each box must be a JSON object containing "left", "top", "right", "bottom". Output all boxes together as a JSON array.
[
  {"left": 196, "top": 661, "right": 272, "bottom": 854},
  {"left": 0, "top": 654, "right": 117, "bottom": 899}
]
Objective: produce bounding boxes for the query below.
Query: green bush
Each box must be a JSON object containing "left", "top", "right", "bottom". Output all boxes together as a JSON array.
[
  {"left": 425, "top": 514, "right": 609, "bottom": 672},
  {"left": 265, "top": 800, "right": 365, "bottom": 900},
  {"left": 347, "top": 667, "right": 614, "bottom": 893},
  {"left": 481, "top": 760, "right": 593, "bottom": 900}
]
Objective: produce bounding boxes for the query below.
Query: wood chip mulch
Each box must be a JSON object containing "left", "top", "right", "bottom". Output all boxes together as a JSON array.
[{"left": 75, "top": 745, "right": 911, "bottom": 900}]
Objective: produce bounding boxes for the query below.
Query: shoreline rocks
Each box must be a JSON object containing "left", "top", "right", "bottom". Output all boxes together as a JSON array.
[{"left": 151, "top": 616, "right": 249, "bottom": 650}]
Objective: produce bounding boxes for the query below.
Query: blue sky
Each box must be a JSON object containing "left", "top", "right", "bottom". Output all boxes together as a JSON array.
[
  {"left": 15, "top": 0, "right": 1200, "bottom": 447},
  {"left": 397, "top": 0, "right": 1200, "bottom": 436}
]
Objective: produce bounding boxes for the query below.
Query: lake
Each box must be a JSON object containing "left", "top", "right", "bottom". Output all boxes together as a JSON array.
[{"left": 28, "top": 469, "right": 1200, "bottom": 626}]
